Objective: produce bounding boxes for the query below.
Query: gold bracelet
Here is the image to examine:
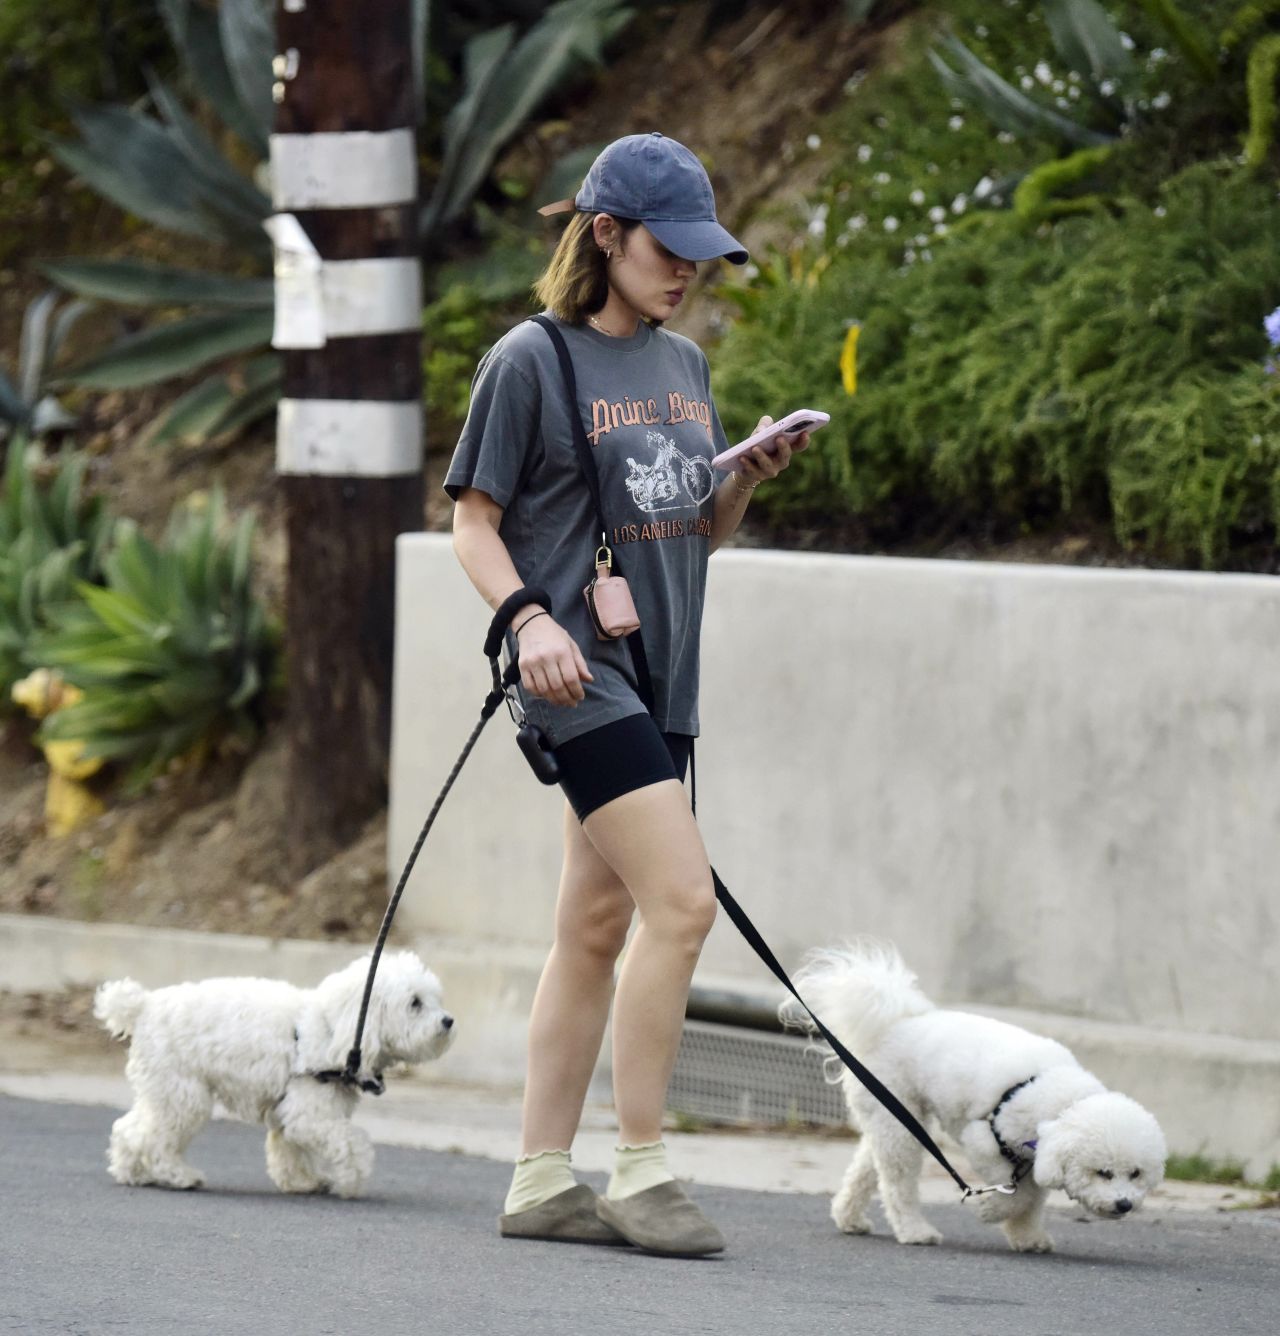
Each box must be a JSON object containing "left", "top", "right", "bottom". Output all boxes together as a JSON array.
[{"left": 732, "top": 473, "right": 759, "bottom": 499}]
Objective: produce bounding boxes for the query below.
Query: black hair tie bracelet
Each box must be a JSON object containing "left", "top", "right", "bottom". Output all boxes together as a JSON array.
[{"left": 483, "top": 586, "right": 552, "bottom": 661}]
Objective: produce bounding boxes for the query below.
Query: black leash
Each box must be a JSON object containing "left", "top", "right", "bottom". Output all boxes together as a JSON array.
[{"left": 327, "top": 587, "right": 553, "bottom": 1089}]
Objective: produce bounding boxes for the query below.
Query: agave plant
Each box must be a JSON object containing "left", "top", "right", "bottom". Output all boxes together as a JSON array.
[
  {"left": 34, "top": 490, "right": 278, "bottom": 791},
  {"left": 43, "top": 0, "right": 634, "bottom": 448},
  {"left": 929, "top": 0, "right": 1219, "bottom": 149},
  {"left": 0, "top": 291, "right": 94, "bottom": 444},
  {"left": 0, "top": 440, "right": 114, "bottom": 706}
]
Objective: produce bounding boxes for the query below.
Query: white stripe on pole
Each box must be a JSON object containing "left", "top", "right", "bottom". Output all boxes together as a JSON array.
[
  {"left": 270, "top": 129, "right": 417, "bottom": 209},
  {"left": 277, "top": 398, "right": 423, "bottom": 476},
  {"left": 321, "top": 258, "right": 423, "bottom": 336}
]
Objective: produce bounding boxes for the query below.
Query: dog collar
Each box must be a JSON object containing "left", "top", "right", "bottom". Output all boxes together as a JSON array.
[
  {"left": 988, "top": 1077, "right": 1039, "bottom": 1183},
  {"left": 313, "top": 1067, "right": 385, "bottom": 1096}
]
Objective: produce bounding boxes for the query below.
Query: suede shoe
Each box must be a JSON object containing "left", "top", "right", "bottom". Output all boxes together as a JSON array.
[
  {"left": 595, "top": 1180, "right": 725, "bottom": 1256},
  {"left": 499, "top": 1184, "right": 630, "bottom": 1246}
]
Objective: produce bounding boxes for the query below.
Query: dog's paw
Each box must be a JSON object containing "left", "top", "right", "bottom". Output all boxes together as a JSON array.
[
  {"left": 894, "top": 1223, "right": 943, "bottom": 1246},
  {"left": 831, "top": 1206, "right": 872, "bottom": 1236},
  {"left": 1005, "top": 1227, "right": 1054, "bottom": 1254},
  {"left": 156, "top": 1168, "right": 204, "bottom": 1191}
]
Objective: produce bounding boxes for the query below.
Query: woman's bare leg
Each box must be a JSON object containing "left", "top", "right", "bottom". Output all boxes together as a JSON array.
[
  {"left": 581, "top": 780, "right": 715, "bottom": 1146},
  {"left": 519, "top": 800, "right": 634, "bottom": 1155}
]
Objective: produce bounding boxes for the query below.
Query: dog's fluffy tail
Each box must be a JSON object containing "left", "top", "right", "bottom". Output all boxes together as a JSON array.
[
  {"left": 94, "top": 978, "right": 148, "bottom": 1039},
  {"left": 780, "top": 939, "right": 934, "bottom": 1059}
]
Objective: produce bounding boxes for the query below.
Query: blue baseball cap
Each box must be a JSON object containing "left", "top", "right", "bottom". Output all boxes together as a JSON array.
[{"left": 539, "top": 132, "right": 748, "bottom": 265}]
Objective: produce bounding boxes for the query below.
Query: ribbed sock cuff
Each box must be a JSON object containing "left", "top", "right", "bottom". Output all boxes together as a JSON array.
[
  {"left": 504, "top": 1149, "right": 576, "bottom": 1215},
  {"left": 607, "top": 1140, "right": 675, "bottom": 1201}
]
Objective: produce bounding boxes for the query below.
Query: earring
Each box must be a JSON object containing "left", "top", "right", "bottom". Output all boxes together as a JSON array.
[{"left": 601, "top": 248, "right": 613, "bottom": 260}]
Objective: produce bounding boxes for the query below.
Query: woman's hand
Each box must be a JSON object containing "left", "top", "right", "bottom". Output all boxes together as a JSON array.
[
  {"left": 515, "top": 613, "right": 594, "bottom": 707},
  {"left": 735, "top": 415, "right": 809, "bottom": 489}
]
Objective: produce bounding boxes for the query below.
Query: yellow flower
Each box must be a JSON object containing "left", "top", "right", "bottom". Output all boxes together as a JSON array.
[
  {"left": 840, "top": 323, "right": 861, "bottom": 396},
  {"left": 43, "top": 738, "right": 104, "bottom": 781}
]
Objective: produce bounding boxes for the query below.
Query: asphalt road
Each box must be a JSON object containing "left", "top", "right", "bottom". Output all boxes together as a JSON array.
[{"left": 3, "top": 1095, "right": 1276, "bottom": 1336}]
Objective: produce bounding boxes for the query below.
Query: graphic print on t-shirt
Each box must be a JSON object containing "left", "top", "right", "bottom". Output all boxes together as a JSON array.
[{"left": 624, "top": 430, "right": 715, "bottom": 515}]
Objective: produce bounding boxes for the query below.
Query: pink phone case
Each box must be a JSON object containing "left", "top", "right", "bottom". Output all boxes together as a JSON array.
[{"left": 711, "top": 408, "right": 830, "bottom": 470}]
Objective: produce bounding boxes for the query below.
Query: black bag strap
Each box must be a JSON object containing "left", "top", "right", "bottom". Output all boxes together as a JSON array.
[{"left": 529, "top": 314, "right": 655, "bottom": 712}]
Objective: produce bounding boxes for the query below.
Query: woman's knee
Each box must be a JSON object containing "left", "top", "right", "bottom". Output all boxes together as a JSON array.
[
  {"left": 557, "top": 887, "right": 633, "bottom": 964},
  {"left": 643, "top": 873, "right": 717, "bottom": 948}
]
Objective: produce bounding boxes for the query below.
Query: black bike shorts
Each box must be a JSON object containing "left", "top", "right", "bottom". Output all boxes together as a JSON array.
[{"left": 554, "top": 714, "right": 692, "bottom": 822}]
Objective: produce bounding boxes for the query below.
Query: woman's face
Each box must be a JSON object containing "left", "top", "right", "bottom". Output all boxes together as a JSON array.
[{"left": 598, "top": 218, "right": 697, "bottom": 322}]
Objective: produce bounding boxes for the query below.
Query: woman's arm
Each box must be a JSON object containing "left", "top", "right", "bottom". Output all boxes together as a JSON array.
[
  {"left": 452, "top": 487, "right": 593, "bottom": 707},
  {"left": 708, "top": 417, "right": 807, "bottom": 553}
]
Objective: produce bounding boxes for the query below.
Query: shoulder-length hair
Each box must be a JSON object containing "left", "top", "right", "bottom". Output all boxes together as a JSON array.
[{"left": 533, "top": 212, "right": 640, "bottom": 324}]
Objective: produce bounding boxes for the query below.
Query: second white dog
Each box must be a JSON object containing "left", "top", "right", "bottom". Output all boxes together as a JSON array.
[
  {"left": 95, "top": 951, "right": 454, "bottom": 1197},
  {"left": 784, "top": 940, "right": 1166, "bottom": 1252}
]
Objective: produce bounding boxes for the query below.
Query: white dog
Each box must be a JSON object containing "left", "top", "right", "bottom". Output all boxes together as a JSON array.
[
  {"left": 784, "top": 941, "right": 1166, "bottom": 1253},
  {"left": 94, "top": 951, "right": 454, "bottom": 1197}
]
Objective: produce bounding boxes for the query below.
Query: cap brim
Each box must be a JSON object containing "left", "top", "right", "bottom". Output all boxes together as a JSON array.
[{"left": 645, "top": 218, "right": 749, "bottom": 265}]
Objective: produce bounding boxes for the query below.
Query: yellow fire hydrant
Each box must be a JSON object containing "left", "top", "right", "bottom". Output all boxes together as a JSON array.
[{"left": 10, "top": 668, "right": 106, "bottom": 836}]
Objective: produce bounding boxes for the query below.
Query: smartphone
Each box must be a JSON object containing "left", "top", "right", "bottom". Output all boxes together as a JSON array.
[{"left": 711, "top": 409, "right": 830, "bottom": 470}]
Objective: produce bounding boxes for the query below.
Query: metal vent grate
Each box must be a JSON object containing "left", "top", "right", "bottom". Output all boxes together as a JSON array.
[{"left": 667, "top": 1019, "right": 848, "bottom": 1128}]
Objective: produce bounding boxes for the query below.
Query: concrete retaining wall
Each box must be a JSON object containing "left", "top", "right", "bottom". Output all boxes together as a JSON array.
[{"left": 388, "top": 535, "right": 1280, "bottom": 1174}]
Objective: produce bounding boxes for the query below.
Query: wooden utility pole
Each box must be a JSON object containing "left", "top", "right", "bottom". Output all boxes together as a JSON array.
[{"left": 270, "top": 1, "right": 424, "bottom": 876}]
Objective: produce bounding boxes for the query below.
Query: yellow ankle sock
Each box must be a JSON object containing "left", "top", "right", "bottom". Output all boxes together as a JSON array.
[
  {"left": 607, "top": 1141, "right": 675, "bottom": 1200},
  {"left": 504, "top": 1149, "right": 576, "bottom": 1215}
]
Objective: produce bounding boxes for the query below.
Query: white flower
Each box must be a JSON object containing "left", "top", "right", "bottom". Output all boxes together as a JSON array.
[
  {"left": 808, "top": 217, "right": 827, "bottom": 237},
  {"left": 997, "top": 130, "right": 1016, "bottom": 144},
  {"left": 1068, "top": 85, "right": 1080, "bottom": 100},
  {"left": 1152, "top": 91, "right": 1171, "bottom": 110},
  {"left": 1034, "top": 61, "right": 1052, "bottom": 85},
  {"left": 973, "top": 175, "right": 994, "bottom": 200},
  {"left": 1068, "top": 70, "right": 1081, "bottom": 84},
  {"left": 909, "top": 188, "right": 926, "bottom": 205},
  {"left": 1150, "top": 47, "right": 1167, "bottom": 63},
  {"left": 742, "top": 263, "right": 760, "bottom": 280},
  {"left": 933, "top": 222, "right": 949, "bottom": 236},
  {"left": 883, "top": 215, "right": 900, "bottom": 232},
  {"left": 857, "top": 144, "right": 873, "bottom": 163},
  {"left": 975, "top": 24, "right": 988, "bottom": 37},
  {"left": 1052, "top": 79, "right": 1065, "bottom": 93},
  {"left": 948, "top": 115, "right": 965, "bottom": 130},
  {"left": 904, "top": 248, "right": 917, "bottom": 264},
  {"left": 1099, "top": 79, "right": 1116, "bottom": 97},
  {"left": 1020, "top": 75, "right": 1035, "bottom": 91},
  {"left": 951, "top": 193, "right": 968, "bottom": 214},
  {"left": 928, "top": 205, "right": 947, "bottom": 223},
  {"left": 1119, "top": 31, "right": 1135, "bottom": 51},
  {"left": 1153, "top": 205, "right": 1167, "bottom": 218},
  {"left": 1056, "top": 96, "right": 1069, "bottom": 108},
  {"left": 874, "top": 171, "right": 892, "bottom": 184},
  {"left": 846, "top": 213, "right": 867, "bottom": 232},
  {"left": 806, "top": 134, "right": 822, "bottom": 150}
]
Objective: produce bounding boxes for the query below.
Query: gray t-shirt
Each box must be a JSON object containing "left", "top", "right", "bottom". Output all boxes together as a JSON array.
[{"left": 445, "top": 314, "right": 730, "bottom": 746}]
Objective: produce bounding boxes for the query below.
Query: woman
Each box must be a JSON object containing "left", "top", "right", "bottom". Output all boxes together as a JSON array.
[{"left": 445, "top": 133, "right": 805, "bottom": 1256}]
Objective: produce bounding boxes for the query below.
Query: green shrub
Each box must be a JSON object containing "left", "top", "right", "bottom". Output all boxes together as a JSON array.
[
  {"left": 35, "top": 491, "right": 278, "bottom": 791},
  {"left": 0, "top": 441, "right": 113, "bottom": 706}
]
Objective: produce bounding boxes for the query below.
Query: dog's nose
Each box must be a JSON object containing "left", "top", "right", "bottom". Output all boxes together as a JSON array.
[
  {"left": 1115, "top": 1199, "right": 1133, "bottom": 1214},
  {"left": 441, "top": 1014, "right": 454, "bottom": 1031}
]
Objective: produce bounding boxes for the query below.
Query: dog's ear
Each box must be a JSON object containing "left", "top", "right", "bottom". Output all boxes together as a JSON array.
[
  {"left": 1031, "top": 1120, "right": 1068, "bottom": 1188},
  {"left": 304, "top": 958, "right": 383, "bottom": 1075}
]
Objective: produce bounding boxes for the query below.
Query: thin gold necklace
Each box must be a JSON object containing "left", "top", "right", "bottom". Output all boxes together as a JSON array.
[{"left": 588, "top": 312, "right": 625, "bottom": 337}]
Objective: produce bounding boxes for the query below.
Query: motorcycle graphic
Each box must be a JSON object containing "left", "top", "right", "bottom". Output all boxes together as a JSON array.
[{"left": 624, "top": 431, "right": 715, "bottom": 514}]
